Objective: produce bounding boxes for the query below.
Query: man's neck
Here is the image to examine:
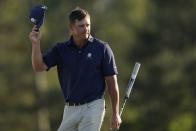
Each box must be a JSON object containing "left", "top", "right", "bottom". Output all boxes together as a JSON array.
[{"left": 73, "top": 36, "right": 87, "bottom": 48}]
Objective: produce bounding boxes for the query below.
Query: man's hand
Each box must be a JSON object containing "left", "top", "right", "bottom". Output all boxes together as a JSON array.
[
  {"left": 29, "top": 26, "right": 41, "bottom": 44},
  {"left": 111, "top": 113, "right": 122, "bottom": 130}
]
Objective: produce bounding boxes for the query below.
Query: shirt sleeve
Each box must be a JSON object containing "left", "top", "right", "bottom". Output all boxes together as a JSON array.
[
  {"left": 102, "top": 43, "right": 118, "bottom": 76},
  {"left": 43, "top": 45, "right": 58, "bottom": 71}
]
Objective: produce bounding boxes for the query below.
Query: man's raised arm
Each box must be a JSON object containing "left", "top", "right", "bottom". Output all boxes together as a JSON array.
[{"left": 29, "top": 26, "right": 47, "bottom": 72}]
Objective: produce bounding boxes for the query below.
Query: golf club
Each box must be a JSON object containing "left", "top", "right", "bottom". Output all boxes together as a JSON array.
[{"left": 113, "top": 62, "right": 141, "bottom": 131}]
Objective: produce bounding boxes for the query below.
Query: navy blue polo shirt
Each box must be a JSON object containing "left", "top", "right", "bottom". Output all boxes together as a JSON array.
[{"left": 43, "top": 35, "right": 118, "bottom": 103}]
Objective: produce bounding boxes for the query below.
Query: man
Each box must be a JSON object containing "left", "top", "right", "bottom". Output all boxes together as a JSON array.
[{"left": 29, "top": 7, "right": 121, "bottom": 131}]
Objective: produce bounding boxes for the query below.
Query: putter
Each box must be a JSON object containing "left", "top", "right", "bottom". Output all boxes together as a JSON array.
[{"left": 113, "top": 62, "right": 141, "bottom": 131}]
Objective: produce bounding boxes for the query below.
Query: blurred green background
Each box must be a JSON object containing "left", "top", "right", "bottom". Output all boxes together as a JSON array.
[{"left": 0, "top": 0, "right": 196, "bottom": 131}]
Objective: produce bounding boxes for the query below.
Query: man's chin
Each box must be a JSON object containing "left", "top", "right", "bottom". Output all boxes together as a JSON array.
[{"left": 81, "top": 34, "right": 89, "bottom": 39}]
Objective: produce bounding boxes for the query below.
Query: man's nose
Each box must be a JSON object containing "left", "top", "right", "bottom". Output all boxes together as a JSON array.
[{"left": 84, "top": 25, "right": 88, "bottom": 32}]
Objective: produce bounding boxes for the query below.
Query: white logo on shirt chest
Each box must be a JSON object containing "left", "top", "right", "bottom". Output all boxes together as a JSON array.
[{"left": 87, "top": 53, "right": 92, "bottom": 59}]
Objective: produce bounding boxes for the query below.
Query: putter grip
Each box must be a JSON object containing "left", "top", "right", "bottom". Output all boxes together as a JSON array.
[
  {"left": 131, "top": 62, "right": 140, "bottom": 79},
  {"left": 125, "top": 62, "right": 140, "bottom": 98}
]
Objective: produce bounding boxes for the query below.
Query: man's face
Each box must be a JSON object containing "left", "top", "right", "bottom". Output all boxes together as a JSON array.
[{"left": 70, "top": 16, "right": 91, "bottom": 40}]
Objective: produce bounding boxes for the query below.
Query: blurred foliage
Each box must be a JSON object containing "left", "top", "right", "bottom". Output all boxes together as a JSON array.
[{"left": 0, "top": 0, "right": 196, "bottom": 131}]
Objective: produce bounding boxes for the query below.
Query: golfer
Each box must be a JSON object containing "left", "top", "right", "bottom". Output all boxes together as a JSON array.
[{"left": 29, "top": 7, "right": 121, "bottom": 131}]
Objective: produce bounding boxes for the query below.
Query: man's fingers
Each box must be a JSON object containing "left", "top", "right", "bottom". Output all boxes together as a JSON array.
[
  {"left": 111, "top": 114, "right": 122, "bottom": 130},
  {"left": 111, "top": 120, "right": 120, "bottom": 130},
  {"left": 31, "top": 26, "right": 40, "bottom": 35},
  {"left": 32, "top": 25, "right": 39, "bottom": 32},
  {"left": 32, "top": 25, "right": 36, "bottom": 31}
]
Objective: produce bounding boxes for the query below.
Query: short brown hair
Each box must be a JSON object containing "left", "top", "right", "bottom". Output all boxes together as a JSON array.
[{"left": 69, "top": 7, "right": 90, "bottom": 24}]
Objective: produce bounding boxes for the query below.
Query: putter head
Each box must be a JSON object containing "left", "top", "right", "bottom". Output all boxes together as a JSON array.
[{"left": 29, "top": 4, "right": 47, "bottom": 31}]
